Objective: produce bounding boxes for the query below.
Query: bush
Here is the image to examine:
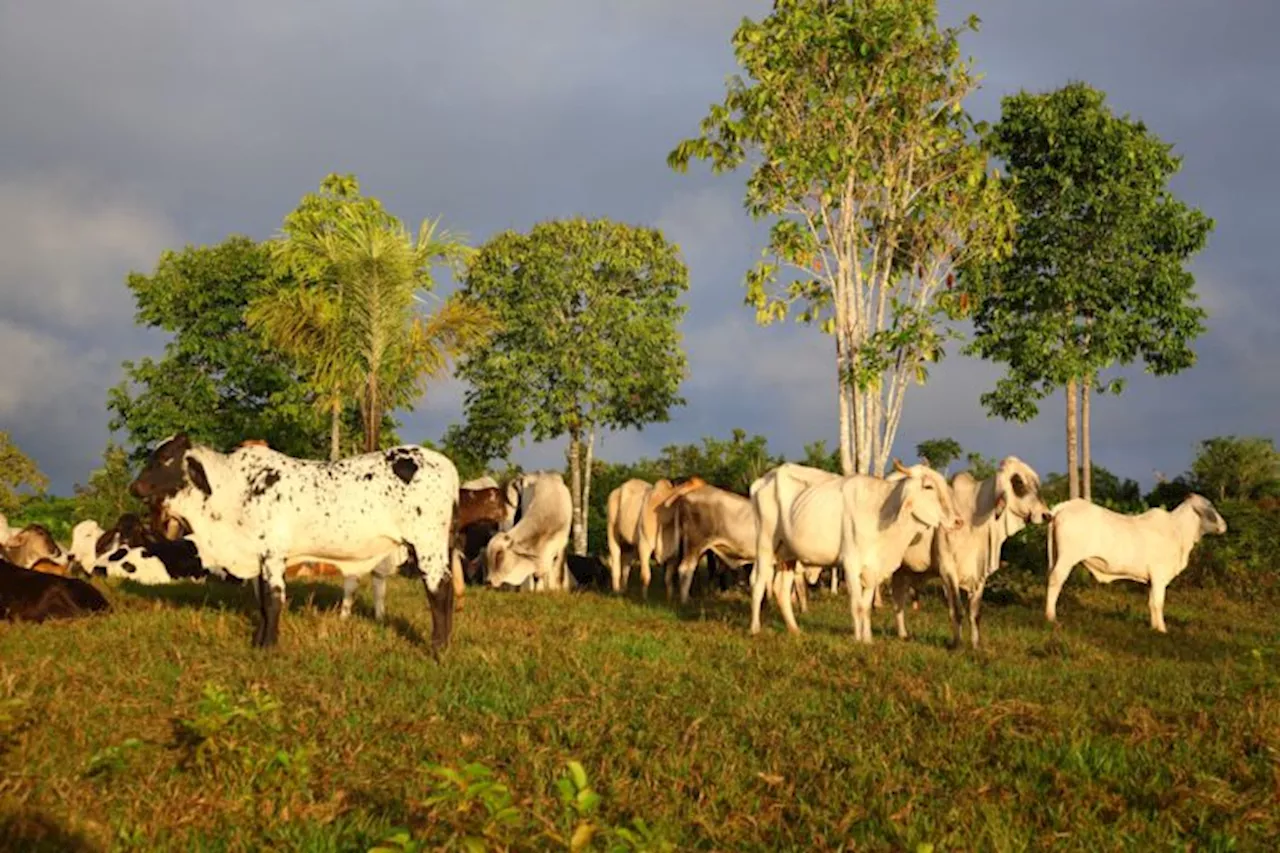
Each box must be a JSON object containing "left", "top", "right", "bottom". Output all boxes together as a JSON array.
[{"left": 8, "top": 495, "right": 77, "bottom": 543}]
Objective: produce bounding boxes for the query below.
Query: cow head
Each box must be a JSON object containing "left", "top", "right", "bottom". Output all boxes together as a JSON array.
[
  {"left": 992, "top": 456, "right": 1051, "bottom": 527},
  {"left": 130, "top": 434, "right": 210, "bottom": 502},
  {"left": 1185, "top": 494, "right": 1228, "bottom": 536},
  {"left": 483, "top": 531, "right": 538, "bottom": 588},
  {"left": 891, "top": 459, "right": 963, "bottom": 532}
]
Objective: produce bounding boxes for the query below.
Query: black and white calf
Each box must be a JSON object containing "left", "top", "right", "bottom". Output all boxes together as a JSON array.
[{"left": 130, "top": 434, "right": 460, "bottom": 651}]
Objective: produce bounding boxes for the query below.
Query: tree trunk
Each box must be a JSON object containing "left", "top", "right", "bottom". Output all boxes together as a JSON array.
[
  {"left": 1066, "top": 378, "right": 1080, "bottom": 500},
  {"left": 1081, "top": 376, "right": 1092, "bottom": 501},
  {"left": 576, "top": 428, "right": 595, "bottom": 556},
  {"left": 363, "top": 374, "right": 380, "bottom": 453},
  {"left": 836, "top": 335, "right": 854, "bottom": 475},
  {"left": 329, "top": 399, "right": 342, "bottom": 462},
  {"left": 567, "top": 431, "right": 583, "bottom": 556}
]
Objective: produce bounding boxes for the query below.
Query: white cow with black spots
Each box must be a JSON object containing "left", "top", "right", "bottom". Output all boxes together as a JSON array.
[{"left": 130, "top": 433, "right": 460, "bottom": 651}]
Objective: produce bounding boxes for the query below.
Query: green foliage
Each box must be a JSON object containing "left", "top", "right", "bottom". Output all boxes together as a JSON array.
[
  {"left": 1186, "top": 499, "right": 1280, "bottom": 598},
  {"left": 108, "top": 235, "right": 332, "bottom": 461},
  {"left": 964, "top": 81, "right": 1215, "bottom": 422},
  {"left": 456, "top": 217, "right": 689, "bottom": 456},
  {"left": 0, "top": 431, "right": 48, "bottom": 514},
  {"left": 669, "top": 0, "right": 1015, "bottom": 474},
  {"left": 422, "top": 426, "right": 493, "bottom": 484},
  {"left": 1188, "top": 436, "right": 1280, "bottom": 502},
  {"left": 254, "top": 173, "right": 491, "bottom": 455},
  {"left": 72, "top": 442, "right": 144, "bottom": 528},
  {"left": 915, "top": 437, "right": 964, "bottom": 472},
  {"left": 1041, "top": 466, "right": 1144, "bottom": 511},
  {"left": 798, "top": 440, "right": 841, "bottom": 474},
  {"left": 7, "top": 495, "right": 76, "bottom": 543},
  {"left": 373, "top": 760, "right": 673, "bottom": 852},
  {"left": 961, "top": 451, "right": 998, "bottom": 482}
]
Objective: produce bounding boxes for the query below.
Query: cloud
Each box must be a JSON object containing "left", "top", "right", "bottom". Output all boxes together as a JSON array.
[{"left": 1, "top": 0, "right": 1278, "bottom": 496}]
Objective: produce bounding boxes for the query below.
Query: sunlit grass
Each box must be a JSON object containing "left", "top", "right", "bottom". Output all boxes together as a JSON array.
[{"left": 1, "top": 571, "right": 1277, "bottom": 851}]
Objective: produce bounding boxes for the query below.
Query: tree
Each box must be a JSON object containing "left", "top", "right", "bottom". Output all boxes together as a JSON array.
[
  {"left": 73, "top": 442, "right": 144, "bottom": 526},
  {"left": 915, "top": 437, "right": 963, "bottom": 472},
  {"left": 250, "top": 174, "right": 493, "bottom": 457},
  {"left": 108, "top": 236, "right": 333, "bottom": 461},
  {"left": 668, "top": 0, "right": 1015, "bottom": 476},
  {"left": 962, "top": 451, "right": 998, "bottom": 481},
  {"left": 0, "top": 432, "right": 49, "bottom": 515},
  {"left": 655, "top": 430, "right": 781, "bottom": 496},
  {"left": 456, "top": 217, "right": 689, "bottom": 556},
  {"left": 799, "top": 439, "right": 842, "bottom": 474},
  {"left": 1190, "top": 436, "right": 1280, "bottom": 502},
  {"left": 963, "top": 82, "right": 1214, "bottom": 500}
]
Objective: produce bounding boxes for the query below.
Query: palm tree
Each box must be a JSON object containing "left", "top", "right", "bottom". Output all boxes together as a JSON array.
[{"left": 249, "top": 183, "right": 495, "bottom": 457}]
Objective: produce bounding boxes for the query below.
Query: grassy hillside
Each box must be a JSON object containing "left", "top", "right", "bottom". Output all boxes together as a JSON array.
[{"left": 1, "top": 573, "right": 1277, "bottom": 852}]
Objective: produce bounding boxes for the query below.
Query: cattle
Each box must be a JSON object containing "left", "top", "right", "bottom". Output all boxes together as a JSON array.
[
  {"left": 485, "top": 471, "right": 572, "bottom": 590},
  {"left": 130, "top": 433, "right": 459, "bottom": 651},
  {"left": 452, "top": 485, "right": 517, "bottom": 582},
  {"left": 1, "top": 559, "right": 110, "bottom": 623},
  {"left": 566, "top": 553, "right": 611, "bottom": 590},
  {"left": 1045, "top": 494, "right": 1227, "bottom": 633},
  {"left": 750, "top": 460, "right": 962, "bottom": 641},
  {"left": 666, "top": 485, "right": 757, "bottom": 605},
  {"left": 1, "top": 524, "right": 67, "bottom": 571},
  {"left": 462, "top": 475, "right": 500, "bottom": 491},
  {"left": 92, "top": 546, "right": 175, "bottom": 584},
  {"left": 606, "top": 477, "right": 706, "bottom": 597},
  {"left": 68, "top": 520, "right": 105, "bottom": 575},
  {"left": 893, "top": 456, "right": 1051, "bottom": 649}
]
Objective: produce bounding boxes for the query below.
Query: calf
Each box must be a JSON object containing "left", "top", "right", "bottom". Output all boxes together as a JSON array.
[
  {"left": 566, "top": 553, "right": 611, "bottom": 590},
  {"left": 667, "top": 485, "right": 757, "bottom": 605},
  {"left": 486, "top": 471, "right": 572, "bottom": 590},
  {"left": 1, "top": 559, "right": 110, "bottom": 623},
  {"left": 1046, "top": 494, "right": 1227, "bottom": 633},
  {"left": 130, "top": 433, "right": 459, "bottom": 651},
  {"left": 1, "top": 524, "right": 67, "bottom": 571}
]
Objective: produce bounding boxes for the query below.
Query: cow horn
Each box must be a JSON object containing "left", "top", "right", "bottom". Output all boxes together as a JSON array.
[{"left": 892, "top": 458, "right": 910, "bottom": 475}]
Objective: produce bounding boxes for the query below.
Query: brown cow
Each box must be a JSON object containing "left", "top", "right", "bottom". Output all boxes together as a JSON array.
[
  {"left": 451, "top": 486, "right": 516, "bottom": 583},
  {"left": 1, "top": 524, "right": 67, "bottom": 570},
  {"left": 0, "top": 559, "right": 110, "bottom": 623}
]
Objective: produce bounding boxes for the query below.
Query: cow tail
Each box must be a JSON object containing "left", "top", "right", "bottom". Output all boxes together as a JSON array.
[{"left": 1045, "top": 514, "right": 1055, "bottom": 575}]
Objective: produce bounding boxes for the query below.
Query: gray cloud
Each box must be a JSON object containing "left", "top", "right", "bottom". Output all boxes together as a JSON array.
[{"left": 1, "top": 0, "right": 1276, "bottom": 495}]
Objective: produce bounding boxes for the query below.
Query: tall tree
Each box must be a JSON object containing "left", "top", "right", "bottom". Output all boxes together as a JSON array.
[
  {"left": 963, "top": 82, "right": 1214, "bottom": 500},
  {"left": 915, "top": 437, "right": 963, "bottom": 473},
  {"left": 250, "top": 174, "right": 493, "bottom": 456},
  {"left": 108, "top": 236, "right": 332, "bottom": 461},
  {"left": 656, "top": 430, "right": 781, "bottom": 496},
  {"left": 1190, "top": 436, "right": 1280, "bottom": 502},
  {"left": 72, "top": 442, "right": 144, "bottom": 526},
  {"left": 0, "top": 432, "right": 48, "bottom": 516},
  {"left": 668, "top": 0, "right": 1014, "bottom": 475},
  {"left": 456, "top": 217, "right": 689, "bottom": 556}
]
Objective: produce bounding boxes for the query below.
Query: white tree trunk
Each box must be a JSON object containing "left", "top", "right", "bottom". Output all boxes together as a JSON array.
[{"left": 577, "top": 428, "right": 595, "bottom": 555}]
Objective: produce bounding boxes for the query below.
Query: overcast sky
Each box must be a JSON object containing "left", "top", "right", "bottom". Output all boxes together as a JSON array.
[{"left": 2, "top": 1, "right": 1276, "bottom": 494}]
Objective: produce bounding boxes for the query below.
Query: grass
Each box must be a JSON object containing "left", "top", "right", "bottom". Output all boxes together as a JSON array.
[{"left": 1, "top": 569, "right": 1277, "bottom": 852}]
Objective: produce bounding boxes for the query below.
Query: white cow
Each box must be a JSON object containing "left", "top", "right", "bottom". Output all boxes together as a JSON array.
[
  {"left": 751, "top": 460, "right": 962, "bottom": 642},
  {"left": 130, "top": 434, "right": 459, "bottom": 651},
  {"left": 68, "top": 520, "right": 105, "bottom": 575},
  {"left": 462, "top": 475, "right": 500, "bottom": 491},
  {"left": 1045, "top": 494, "right": 1227, "bottom": 633},
  {"left": 893, "top": 456, "right": 1051, "bottom": 649},
  {"left": 486, "top": 471, "right": 573, "bottom": 591},
  {"left": 606, "top": 477, "right": 706, "bottom": 596},
  {"left": 92, "top": 545, "right": 174, "bottom": 585}
]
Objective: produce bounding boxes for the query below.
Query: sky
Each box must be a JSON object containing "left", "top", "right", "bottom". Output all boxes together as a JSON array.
[{"left": 2, "top": 0, "right": 1277, "bottom": 495}]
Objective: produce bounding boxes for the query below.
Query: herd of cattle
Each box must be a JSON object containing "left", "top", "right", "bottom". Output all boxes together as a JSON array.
[{"left": 1, "top": 433, "right": 1230, "bottom": 653}]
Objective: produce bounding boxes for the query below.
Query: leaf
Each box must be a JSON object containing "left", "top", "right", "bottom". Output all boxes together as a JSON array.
[
  {"left": 570, "top": 822, "right": 597, "bottom": 851},
  {"left": 567, "top": 760, "right": 589, "bottom": 791}
]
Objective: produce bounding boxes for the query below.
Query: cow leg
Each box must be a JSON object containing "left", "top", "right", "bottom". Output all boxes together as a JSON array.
[
  {"left": 450, "top": 550, "right": 466, "bottom": 612},
  {"left": 775, "top": 567, "right": 801, "bottom": 633},
  {"left": 608, "top": 538, "right": 624, "bottom": 593},
  {"left": 891, "top": 569, "right": 912, "bottom": 640},
  {"left": 842, "top": 559, "right": 869, "bottom": 642},
  {"left": 372, "top": 572, "right": 388, "bottom": 622},
  {"left": 676, "top": 550, "right": 702, "bottom": 606},
  {"left": 1045, "top": 555, "right": 1074, "bottom": 625},
  {"left": 256, "top": 556, "right": 286, "bottom": 649},
  {"left": 638, "top": 544, "right": 654, "bottom": 600},
  {"left": 1148, "top": 580, "right": 1168, "bottom": 633},
  {"left": 794, "top": 566, "right": 809, "bottom": 615},
  {"left": 940, "top": 573, "right": 964, "bottom": 649},
  {"left": 830, "top": 565, "right": 839, "bottom": 594},
  {"left": 340, "top": 575, "right": 359, "bottom": 620},
  {"left": 968, "top": 582, "right": 986, "bottom": 649},
  {"left": 749, "top": 550, "right": 776, "bottom": 635}
]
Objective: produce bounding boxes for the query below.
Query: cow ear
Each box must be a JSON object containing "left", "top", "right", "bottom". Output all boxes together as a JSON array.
[
  {"left": 1010, "top": 473, "right": 1029, "bottom": 498},
  {"left": 186, "top": 457, "right": 212, "bottom": 496}
]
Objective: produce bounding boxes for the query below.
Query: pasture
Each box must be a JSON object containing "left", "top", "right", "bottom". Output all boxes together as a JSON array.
[{"left": 2, "top": 571, "right": 1277, "bottom": 852}]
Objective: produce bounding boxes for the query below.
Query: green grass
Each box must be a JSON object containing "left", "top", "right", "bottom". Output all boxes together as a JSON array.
[{"left": 1, "top": 571, "right": 1277, "bottom": 852}]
